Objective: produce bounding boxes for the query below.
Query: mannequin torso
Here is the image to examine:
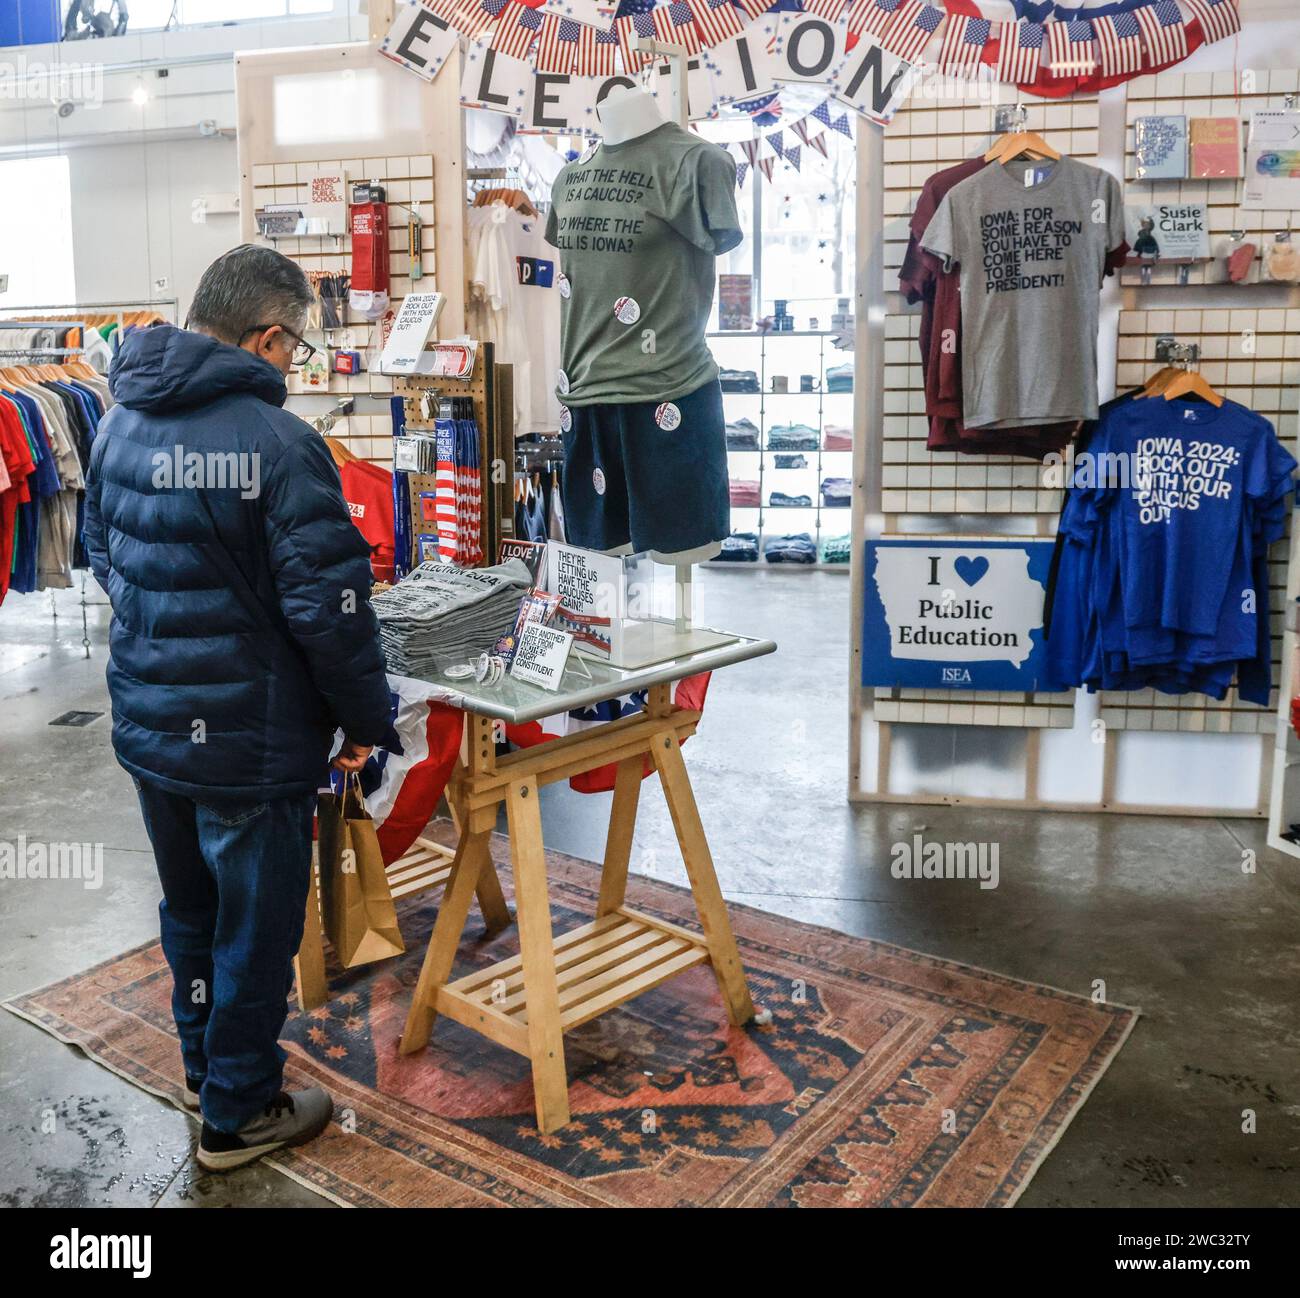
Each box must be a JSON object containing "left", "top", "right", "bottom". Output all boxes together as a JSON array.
[{"left": 597, "top": 85, "right": 666, "bottom": 146}]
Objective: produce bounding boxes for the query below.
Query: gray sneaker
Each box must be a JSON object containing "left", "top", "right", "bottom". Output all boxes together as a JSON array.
[{"left": 197, "top": 1088, "right": 334, "bottom": 1172}]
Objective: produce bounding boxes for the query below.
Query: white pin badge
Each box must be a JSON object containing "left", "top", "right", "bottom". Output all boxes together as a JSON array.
[
  {"left": 558, "top": 272, "right": 571, "bottom": 300},
  {"left": 592, "top": 467, "right": 606, "bottom": 495},
  {"left": 557, "top": 368, "right": 570, "bottom": 395},
  {"left": 614, "top": 296, "right": 641, "bottom": 325},
  {"left": 579, "top": 137, "right": 599, "bottom": 164},
  {"left": 654, "top": 402, "right": 681, "bottom": 431},
  {"left": 559, "top": 404, "right": 572, "bottom": 432}
]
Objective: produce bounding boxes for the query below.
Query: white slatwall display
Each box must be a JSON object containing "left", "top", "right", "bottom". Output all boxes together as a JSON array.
[
  {"left": 249, "top": 152, "right": 438, "bottom": 451},
  {"left": 1123, "top": 69, "right": 1300, "bottom": 288},
  {"left": 882, "top": 94, "right": 1101, "bottom": 295},
  {"left": 1099, "top": 307, "right": 1300, "bottom": 734}
]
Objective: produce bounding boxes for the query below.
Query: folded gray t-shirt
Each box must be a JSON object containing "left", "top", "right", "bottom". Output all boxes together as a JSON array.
[
  {"left": 544, "top": 122, "right": 742, "bottom": 407},
  {"left": 921, "top": 156, "right": 1125, "bottom": 430}
]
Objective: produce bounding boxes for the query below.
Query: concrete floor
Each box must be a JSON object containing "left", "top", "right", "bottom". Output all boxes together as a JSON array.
[{"left": 1, "top": 570, "right": 1297, "bottom": 1208}]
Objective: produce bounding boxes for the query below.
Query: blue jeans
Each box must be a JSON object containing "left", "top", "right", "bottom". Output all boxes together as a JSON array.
[{"left": 133, "top": 778, "right": 315, "bottom": 1133}]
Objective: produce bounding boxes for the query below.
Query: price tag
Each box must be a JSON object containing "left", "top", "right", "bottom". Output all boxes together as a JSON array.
[{"left": 509, "top": 623, "right": 574, "bottom": 692}]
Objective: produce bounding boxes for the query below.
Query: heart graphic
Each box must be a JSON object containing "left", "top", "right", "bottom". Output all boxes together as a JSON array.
[{"left": 954, "top": 556, "right": 989, "bottom": 587}]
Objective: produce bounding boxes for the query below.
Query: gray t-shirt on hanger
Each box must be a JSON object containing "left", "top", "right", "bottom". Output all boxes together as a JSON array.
[
  {"left": 921, "top": 155, "right": 1126, "bottom": 430},
  {"left": 544, "top": 121, "right": 742, "bottom": 407}
]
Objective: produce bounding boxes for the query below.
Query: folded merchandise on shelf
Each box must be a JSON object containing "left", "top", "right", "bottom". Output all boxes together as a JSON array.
[
  {"left": 825, "top": 363, "right": 853, "bottom": 393},
  {"left": 820, "top": 476, "right": 851, "bottom": 507},
  {"left": 715, "top": 531, "right": 760, "bottom": 562},
  {"left": 772, "top": 452, "right": 809, "bottom": 470},
  {"left": 719, "top": 368, "right": 761, "bottom": 394},
  {"left": 769, "top": 491, "right": 812, "bottom": 509},
  {"left": 766, "top": 422, "right": 820, "bottom": 451},
  {"left": 728, "top": 479, "right": 761, "bottom": 507},
  {"left": 823, "top": 425, "right": 853, "bottom": 451},
  {"left": 819, "top": 533, "right": 851, "bottom": 564},
  {"left": 763, "top": 533, "right": 817, "bottom": 565},
  {"left": 725, "top": 416, "right": 761, "bottom": 450}
]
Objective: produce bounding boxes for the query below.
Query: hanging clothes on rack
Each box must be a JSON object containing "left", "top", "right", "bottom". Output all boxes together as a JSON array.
[
  {"left": 467, "top": 195, "right": 562, "bottom": 437},
  {"left": 0, "top": 355, "right": 110, "bottom": 604}
]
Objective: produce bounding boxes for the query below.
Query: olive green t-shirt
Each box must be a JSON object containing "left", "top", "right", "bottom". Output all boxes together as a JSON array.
[{"left": 544, "top": 122, "right": 742, "bottom": 407}]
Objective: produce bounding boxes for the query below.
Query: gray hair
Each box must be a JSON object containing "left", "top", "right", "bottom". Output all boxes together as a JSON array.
[{"left": 187, "top": 244, "right": 314, "bottom": 344}]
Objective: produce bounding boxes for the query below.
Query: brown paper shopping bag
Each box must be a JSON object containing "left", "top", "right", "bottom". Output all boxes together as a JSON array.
[{"left": 317, "top": 773, "right": 405, "bottom": 968}]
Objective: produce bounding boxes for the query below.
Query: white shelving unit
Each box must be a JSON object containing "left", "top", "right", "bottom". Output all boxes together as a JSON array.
[{"left": 708, "top": 327, "right": 854, "bottom": 570}]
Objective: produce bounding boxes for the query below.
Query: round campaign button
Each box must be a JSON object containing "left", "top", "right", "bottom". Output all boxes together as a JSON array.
[
  {"left": 614, "top": 296, "right": 641, "bottom": 325},
  {"left": 559, "top": 404, "right": 572, "bottom": 432},
  {"left": 578, "top": 137, "right": 599, "bottom": 164},
  {"left": 558, "top": 272, "right": 571, "bottom": 300},
  {"left": 654, "top": 402, "right": 681, "bottom": 431},
  {"left": 592, "top": 467, "right": 606, "bottom": 496},
  {"left": 557, "top": 368, "right": 570, "bottom": 395}
]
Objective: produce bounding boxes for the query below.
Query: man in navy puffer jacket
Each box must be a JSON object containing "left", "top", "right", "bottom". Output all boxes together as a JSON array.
[{"left": 84, "top": 245, "right": 391, "bottom": 1172}]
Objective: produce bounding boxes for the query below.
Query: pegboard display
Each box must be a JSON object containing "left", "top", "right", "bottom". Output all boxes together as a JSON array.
[
  {"left": 1123, "top": 69, "right": 1300, "bottom": 287},
  {"left": 882, "top": 95, "right": 1101, "bottom": 295},
  {"left": 248, "top": 153, "right": 437, "bottom": 399},
  {"left": 882, "top": 314, "right": 1065, "bottom": 518},
  {"left": 873, "top": 686, "right": 1075, "bottom": 729},
  {"left": 1098, "top": 306, "right": 1300, "bottom": 734}
]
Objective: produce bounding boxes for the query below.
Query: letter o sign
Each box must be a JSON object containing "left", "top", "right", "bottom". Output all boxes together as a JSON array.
[{"left": 785, "top": 20, "right": 836, "bottom": 79}]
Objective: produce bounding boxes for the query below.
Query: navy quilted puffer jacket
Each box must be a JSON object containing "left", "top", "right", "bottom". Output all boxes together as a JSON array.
[{"left": 84, "top": 324, "right": 392, "bottom": 804}]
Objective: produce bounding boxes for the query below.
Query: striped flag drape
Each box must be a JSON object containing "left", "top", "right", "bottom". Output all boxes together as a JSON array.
[{"left": 1133, "top": 0, "right": 1188, "bottom": 67}]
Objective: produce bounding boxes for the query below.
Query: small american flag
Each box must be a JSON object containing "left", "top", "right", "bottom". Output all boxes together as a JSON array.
[
  {"left": 846, "top": 0, "right": 906, "bottom": 43},
  {"left": 1134, "top": 0, "right": 1187, "bottom": 67},
  {"left": 687, "top": 0, "right": 743, "bottom": 46},
  {"left": 733, "top": 0, "right": 773, "bottom": 21},
  {"left": 996, "top": 20, "right": 1044, "bottom": 86},
  {"left": 615, "top": 9, "right": 657, "bottom": 71},
  {"left": 471, "top": 0, "right": 514, "bottom": 40},
  {"left": 938, "top": 14, "right": 991, "bottom": 77},
  {"left": 1184, "top": 0, "right": 1241, "bottom": 45},
  {"left": 881, "top": 2, "right": 943, "bottom": 67},
  {"left": 1093, "top": 10, "right": 1144, "bottom": 77},
  {"left": 491, "top": 2, "right": 545, "bottom": 60},
  {"left": 576, "top": 24, "right": 618, "bottom": 75},
  {"left": 652, "top": 1, "right": 703, "bottom": 56},
  {"left": 535, "top": 14, "right": 581, "bottom": 72},
  {"left": 1047, "top": 18, "right": 1097, "bottom": 77},
  {"left": 801, "top": 0, "right": 846, "bottom": 20}
]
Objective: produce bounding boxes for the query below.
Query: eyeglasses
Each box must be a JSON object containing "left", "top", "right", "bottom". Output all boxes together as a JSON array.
[{"left": 240, "top": 324, "right": 318, "bottom": 368}]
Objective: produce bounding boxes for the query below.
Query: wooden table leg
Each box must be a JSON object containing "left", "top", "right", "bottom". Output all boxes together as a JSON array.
[
  {"left": 294, "top": 853, "right": 328, "bottom": 1012},
  {"left": 449, "top": 777, "right": 512, "bottom": 933},
  {"left": 507, "top": 776, "right": 571, "bottom": 1133},
  {"left": 399, "top": 822, "right": 492, "bottom": 1054},
  {"left": 596, "top": 756, "right": 642, "bottom": 917},
  {"left": 651, "top": 730, "right": 756, "bottom": 1027}
]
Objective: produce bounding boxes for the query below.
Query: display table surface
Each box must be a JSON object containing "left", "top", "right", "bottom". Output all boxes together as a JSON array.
[{"left": 295, "top": 630, "right": 776, "bottom": 1133}]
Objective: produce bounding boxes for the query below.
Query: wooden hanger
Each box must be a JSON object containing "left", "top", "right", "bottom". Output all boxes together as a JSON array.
[
  {"left": 323, "top": 433, "right": 359, "bottom": 467},
  {"left": 985, "top": 130, "right": 1061, "bottom": 163},
  {"left": 1140, "top": 366, "right": 1181, "bottom": 397},
  {"left": 1160, "top": 369, "right": 1224, "bottom": 407},
  {"left": 472, "top": 186, "right": 539, "bottom": 218}
]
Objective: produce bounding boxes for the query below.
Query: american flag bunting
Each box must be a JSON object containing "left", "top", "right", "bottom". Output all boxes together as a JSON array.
[
  {"left": 615, "top": 10, "right": 656, "bottom": 71},
  {"left": 801, "top": 0, "right": 846, "bottom": 20},
  {"left": 651, "top": 1, "right": 703, "bottom": 56},
  {"left": 534, "top": 14, "right": 580, "bottom": 73},
  {"left": 576, "top": 24, "right": 618, "bottom": 75},
  {"left": 733, "top": 0, "right": 773, "bottom": 22},
  {"left": 846, "top": 0, "right": 907, "bottom": 43},
  {"left": 1093, "top": 10, "right": 1144, "bottom": 77},
  {"left": 996, "top": 20, "right": 1044, "bottom": 85},
  {"left": 469, "top": 0, "right": 514, "bottom": 40},
  {"left": 687, "top": 0, "right": 743, "bottom": 46},
  {"left": 938, "top": 14, "right": 991, "bottom": 77},
  {"left": 490, "top": 1, "right": 544, "bottom": 60},
  {"left": 1184, "top": 0, "right": 1241, "bottom": 44},
  {"left": 1134, "top": 0, "right": 1188, "bottom": 66},
  {"left": 1046, "top": 17, "right": 1097, "bottom": 76},
  {"left": 881, "top": 2, "right": 943, "bottom": 66}
]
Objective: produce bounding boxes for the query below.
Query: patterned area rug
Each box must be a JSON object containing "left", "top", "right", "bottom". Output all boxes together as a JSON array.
[{"left": 4, "top": 830, "right": 1136, "bottom": 1207}]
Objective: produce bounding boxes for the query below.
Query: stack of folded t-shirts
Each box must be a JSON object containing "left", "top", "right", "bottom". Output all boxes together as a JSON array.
[
  {"left": 764, "top": 533, "right": 817, "bottom": 564},
  {"left": 725, "top": 417, "right": 761, "bottom": 450},
  {"left": 770, "top": 490, "right": 812, "bottom": 508},
  {"left": 823, "top": 425, "right": 852, "bottom": 451},
  {"left": 729, "top": 478, "right": 761, "bottom": 507},
  {"left": 719, "top": 368, "right": 761, "bottom": 393},
  {"left": 767, "top": 422, "right": 820, "bottom": 451},
  {"left": 372, "top": 557, "right": 533, "bottom": 675},
  {"left": 820, "top": 533, "right": 851, "bottom": 564},
  {"left": 716, "top": 531, "right": 760, "bottom": 562},
  {"left": 820, "top": 477, "right": 851, "bottom": 507},
  {"left": 825, "top": 363, "right": 854, "bottom": 393}
]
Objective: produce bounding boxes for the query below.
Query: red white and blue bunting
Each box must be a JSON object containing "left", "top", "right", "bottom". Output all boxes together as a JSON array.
[{"left": 380, "top": 0, "right": 1243, "bottom": 128}]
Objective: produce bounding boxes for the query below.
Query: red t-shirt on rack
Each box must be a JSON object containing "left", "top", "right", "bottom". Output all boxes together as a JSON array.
[{"left": 338, "top": 457, "right": 397, "bottom": 585}]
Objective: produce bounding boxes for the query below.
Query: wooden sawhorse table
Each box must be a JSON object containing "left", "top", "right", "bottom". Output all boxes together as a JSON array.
[{"left": 397, "top": 682, "right": 757, "bottom": 1133}]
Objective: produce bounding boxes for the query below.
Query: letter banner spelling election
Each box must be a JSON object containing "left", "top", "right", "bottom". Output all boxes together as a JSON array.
[
  {"left": 861, "top": 539, "right": 1064, "bottom": 692},
  {"left": 380, "top": 0, "right": 1239, "bottom": 129}
]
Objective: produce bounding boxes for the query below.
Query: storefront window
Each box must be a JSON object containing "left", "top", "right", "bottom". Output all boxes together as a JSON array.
[{"left": 0, "top": 154, "right": 75, "bottom": 307}]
